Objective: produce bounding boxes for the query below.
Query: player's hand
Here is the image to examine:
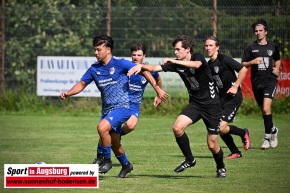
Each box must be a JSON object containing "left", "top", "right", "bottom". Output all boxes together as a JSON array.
[
  {"left": 60, "top": 92, "right": 69, "bottom": 100},
  {"left": 162, "top": 58, "right": 174, "bottom": 65},
  {"left": 252, "top": 57, "right": 262, "bottom": 65},
  {"left": 272, "top": 67, "right": 280, "bottom": 77},
  {"left": 227, "top": 86, "right": 238, "bottom": 96},
  {"left": 155, "top": 86, "right": 170, "bottom": 102},
  {"left": 127, "top": 64, "right": 142, "bottom": 76},
  {"left": 153, "top": 96, "right": 162, "bottom": 109}
]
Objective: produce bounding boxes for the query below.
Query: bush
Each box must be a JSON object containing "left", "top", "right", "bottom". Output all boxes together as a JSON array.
[{"left": 0, "top": 89, "right": 289, "bottom": 116}]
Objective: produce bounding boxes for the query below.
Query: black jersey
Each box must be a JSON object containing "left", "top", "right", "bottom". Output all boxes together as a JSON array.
[
  {"left": 242, "top": 41, "right": 280, "bottom": 84},
  {"left": 161, "top": 53, "right": 220, "bottom": 106},
  {"left": 208, "top": 53, "right": 243, "bottom": 104}
]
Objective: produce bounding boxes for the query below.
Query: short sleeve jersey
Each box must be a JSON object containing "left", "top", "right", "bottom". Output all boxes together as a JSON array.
[
  {"left": 242, "top": 41, "right": 280, "bottom": 84},
  {"left": 161, "top": 53, "right": 220, "bottom": 106},
  {"left": 81, "top": 56, "right": 135, "bottom": 115},
  {"left": 208, "top": 53, "right": 243, "bottom": 104},
  {"left": 129, "top": 72, "right": 159, "bottom": 104}
]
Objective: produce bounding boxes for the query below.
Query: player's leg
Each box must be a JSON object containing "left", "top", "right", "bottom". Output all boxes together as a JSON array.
[
  {"left": 260, "top": 82, "right": 279, "bottom": 149},
  {"left": 203, "top": 104, "right": 226, "bottom": 178},
  {"left": 173, "top": 103, "right": 198, "bottom": 173},
  {"left": 219, "top": 121, "right": 242, "bottom": 158},
  {"left": 262, "top": 97, "right": 278, "bottom": 148},
  {"left": 122, "top": 115, "right": 139, "bottom": 135},
  {"left": 207, "top": 134, "right": 226, "bottom": 178},
  {"left": 221, "top": 94, "right": 250, "bottom": 152},
  {"left": 121, "top": 103, "right": 140, "bottom": 135},
  {"left": 92, "top": 138, "right": 104, "bottom": 165},
  {"left": 111, "top": 132, "right": 133, "bottom": 178},
  {"left": 98, "top": 107, "right": 131, "bottom": 174}
]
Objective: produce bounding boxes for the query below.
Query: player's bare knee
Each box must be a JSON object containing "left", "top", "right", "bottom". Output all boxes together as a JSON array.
[
  {"left": 219, "top": 122, "right": 228, "bottom": 135},
  {"left": 172, "top": 127, "right": 184, "bottom": 137}
]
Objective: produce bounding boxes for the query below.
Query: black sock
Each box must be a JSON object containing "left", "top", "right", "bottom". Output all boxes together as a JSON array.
[
  {"left": 221, "top": 133, "right": 240, "bottom": 154},
  {"left": 263, "top": 114, "right": 273, "bottom": 134},
  {"left": 176, "top": 133, "right": 194, "bottom": 162},
  {"left": 228, "top": 125, "right": 246, "bottom": 137},
  {"left": 213, "top": 148, "right": 225, "bottom": 170}
]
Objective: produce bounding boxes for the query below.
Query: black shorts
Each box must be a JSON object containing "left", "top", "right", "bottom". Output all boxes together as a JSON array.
[
  {"left": 252, "top": 79, "right": 277, "bottom": 106},
  {"left": 221, "top": 92, "right": 242, "bottom": 123},
  {"left": 180, "top": 102, "right": 222, "bottom": 134}
]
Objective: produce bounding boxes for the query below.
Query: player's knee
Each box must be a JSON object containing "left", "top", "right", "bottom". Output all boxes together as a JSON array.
[
  {"left": 97, "top": 124, "right": 109, "bottom": 136},
  {"left": 219, "top": 122, "right": 228, "bottom": 135},
  {"left": 262, "top": 106, "right": 271, "bottom": 114},
  {"left": 124, "top": 124, "right": 135, "bottom": 132},
  {"left": 172, "top": 126, "right": 183, "bottom": 137}
]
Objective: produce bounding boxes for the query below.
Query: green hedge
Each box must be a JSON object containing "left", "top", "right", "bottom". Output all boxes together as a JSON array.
[{"left": 0, "top": 90, "right": 289, "bottom": 116}]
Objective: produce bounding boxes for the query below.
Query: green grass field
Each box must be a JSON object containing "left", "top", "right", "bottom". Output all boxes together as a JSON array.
[{"left": 1, "top": 114, "right": 290, "bottom": 193}]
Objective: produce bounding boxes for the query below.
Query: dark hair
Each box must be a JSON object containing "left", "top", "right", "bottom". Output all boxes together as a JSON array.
[
  {"left": 205, "top": 36, "right": 220, "bottom": 47},
  {"left": 251, "top": 19, "right": 268, "bottom": 32},
  {"left": 172, "top": 35, "right": 195, "bottom": 53},
  {"left": 93, "top": 35, "right": 114, "bottom": 51},
  {"left": 130, "top": 42, "right": 147, "bottom": 55}
]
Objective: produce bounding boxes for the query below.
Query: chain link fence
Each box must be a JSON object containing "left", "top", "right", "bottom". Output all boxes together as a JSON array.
[{"left": 1, "top": 0, "right": 289, "bottom": 93}]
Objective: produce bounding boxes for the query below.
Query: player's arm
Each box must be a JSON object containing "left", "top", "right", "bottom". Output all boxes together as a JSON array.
[
  {"left": 141, "top": 71, "right": 169, "bottom": 103},
  {"left": 242, "top": 57, "right": 263, "bottom": 68},
  {"left": 163, "top": 58, "right": 202, "bottom": 68},
  {"left": 153, "top": 75, "right": 164, "bottom": 108},
  {"left": 127, "top": 64, "right": 162, "bottom": 76},
  {"left": 272, "top": 59, "right": 281, "bottom": 77},
  {"left": 60, "top": 80, "right": 88, "bottom": 99},
  {"left": 227, "top": 66, "right": 248, "bottom": 95}
]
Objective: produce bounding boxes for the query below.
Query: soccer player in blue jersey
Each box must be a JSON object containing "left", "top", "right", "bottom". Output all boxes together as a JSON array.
[
  {"left": 242, "top": 19, "right": 281, "bottom": 149},
  {"left": 93, "top": 42, "right": 168, "bottom": 178},
  {"left": 60, "top": 35, "right": 168, "bottom": 177},
  {"left": 128, "top": 35, "right": 226, "bottom": 178}
]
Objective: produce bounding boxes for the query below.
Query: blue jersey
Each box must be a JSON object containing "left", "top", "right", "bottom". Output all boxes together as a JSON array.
[
  {"left": 81, "top": 56, "right": 135, "bottom": 115},
  {"left": 129, "top": 72, "right": 159, "bottom": 104}
]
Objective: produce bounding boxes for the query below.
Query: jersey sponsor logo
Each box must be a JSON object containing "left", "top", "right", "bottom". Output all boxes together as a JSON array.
[
  {"left": 214, "top": 66, "right": 219, "bottom": 73},
  {"left": 258, "top": 57, "right": 269, "bottom": 70},
  {"left": 96, "top": 71, "right": 100, "bottom": 75},
  {"left": 109, "top": 117, "right": 113, "bottom": 120},
  {"left": 141, "top": 77, "right": 147, "bottom": 84},
  {"left": 267, "top": 50, "right": 273, "bottom": 56},
  {"left": 252, "top": 50, "right": 259, "bottom": 52},
  {"left": 109, "top": 67, "right": 115, "bottom": 75}
]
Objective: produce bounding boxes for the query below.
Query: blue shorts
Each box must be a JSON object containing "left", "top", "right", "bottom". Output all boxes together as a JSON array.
[
  {"left": 100, "top": 107, "right": 132, "bottom": 132},
  {"left": 130, "top": 103, "right": 141, "bottom": 119}
]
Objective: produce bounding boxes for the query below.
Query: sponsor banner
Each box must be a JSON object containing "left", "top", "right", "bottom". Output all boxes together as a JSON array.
[
  {"left": 276, "top": 59, "right": 290, "bottom": 98},
  {"left": 39, "top": 56, "right": 262, "bottom": 98},
  {"left": 37, "top": 56, "right": 190, "bottom": 97},
  {"left": 4, "top": 164, "right": 99, "bottom": 188},
  {"left": 37, "top": 56, "right": 99, "bottom": 97}
]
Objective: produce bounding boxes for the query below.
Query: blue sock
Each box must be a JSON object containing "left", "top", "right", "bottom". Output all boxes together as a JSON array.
[
  {"left": 116, "top": 153, "right": 129, "bottom": 166},
  {"left": 97, "top": 143, "right": 104, "bottom": 157},
  {"left": 103, "top": 145, "right": 112, "bottom": 159}
]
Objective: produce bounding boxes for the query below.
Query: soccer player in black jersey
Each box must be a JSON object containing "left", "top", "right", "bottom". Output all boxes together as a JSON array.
[
  {"left": 205, "top": 36, "right": 250, "bottom": 159},
  {"left": 242, "top": 19, "right": 281, "bottom": 150},
  {"left": 128, "top": 35, "right": 226, "bottom": 178}
]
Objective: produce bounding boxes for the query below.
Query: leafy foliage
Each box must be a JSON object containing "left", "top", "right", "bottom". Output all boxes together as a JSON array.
[{"left": 2, "top": 0, "right": 290, "bottom": 94}]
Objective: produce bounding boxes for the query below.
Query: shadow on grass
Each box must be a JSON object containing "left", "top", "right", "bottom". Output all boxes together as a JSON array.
[{"left": 99, "top": 174, "right": 205, "bottom": 180}]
